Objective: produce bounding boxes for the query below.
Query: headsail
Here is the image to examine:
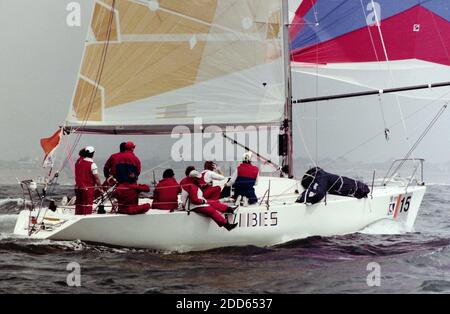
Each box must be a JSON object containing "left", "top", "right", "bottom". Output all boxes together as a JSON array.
[
  {"left": 290, "top": 0, "right": 450, "bottom": 65},
  {"left": 66, "top": 0, "right": 286, "bottom": 134}
]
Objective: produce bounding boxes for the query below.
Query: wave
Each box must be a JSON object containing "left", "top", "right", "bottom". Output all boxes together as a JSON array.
[
  {"left": 420, "top": 280, "right": 450, "bottom": 293},
  {"left": 360, "top": 219, "right": 409, "bottom": 235},
  {"left": 0, "top": 236, "right": 153, "bottom": 255},
  {"left": 0, "top": 214, "right": 18, "bottom": 234},
  {"left": 0, "top": 198, "right": 31, "bottom": 214}
]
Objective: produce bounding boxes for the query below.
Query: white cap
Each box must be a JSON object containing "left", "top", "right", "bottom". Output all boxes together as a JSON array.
[
  {"left": 243, "top": 152, "right": 252, "bottom": 162},
  {"left": 85, "top": 146, "right": 95, "bottom": 153},
  {"left": 189, "top": 170, "right": 202, "bottom": 179}
]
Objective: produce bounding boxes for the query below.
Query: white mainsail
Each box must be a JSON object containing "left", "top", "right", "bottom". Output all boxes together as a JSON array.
[{"left": 66, "top": 0, "right": 286, "bottom": 134}]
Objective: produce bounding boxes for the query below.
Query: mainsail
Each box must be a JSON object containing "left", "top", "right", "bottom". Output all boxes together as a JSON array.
[{"left": 66, "top": 0, "right": 286, "bottom": 134}]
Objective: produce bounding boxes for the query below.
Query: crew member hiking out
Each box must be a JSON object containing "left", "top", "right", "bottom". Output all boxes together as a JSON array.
[
  {"left": 180, "top": 167, "right": 239, "bottom": 231},
  {"left": 113, "top": 176, "right": 151, "bottom": 215},
  {"left": 103, "top": 142, "right": 126, "bottom": 182},
  {"left": 152, "top": 168, "right": 181, "bottom": 211},
  {"left": 200, "top": 161, "right": 226, "bottom": 201},
  {"left": 74, "top": 146, "right": 103, "bottom": 215},
  {"left": 115, "top": 141, "right": 141, "bottom": 184},
  {"left": 227, "top": 152, "right": 259, "bottom": 205}
]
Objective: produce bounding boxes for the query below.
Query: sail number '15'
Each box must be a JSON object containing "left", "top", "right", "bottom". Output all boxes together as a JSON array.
[{"left": 388, "top": 194, "right": 412, "bottom": 218}]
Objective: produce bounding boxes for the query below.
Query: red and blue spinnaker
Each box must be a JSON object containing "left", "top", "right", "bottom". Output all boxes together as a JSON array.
[{"left": 290, "top": 0, "right": 450, "bottom": 66}]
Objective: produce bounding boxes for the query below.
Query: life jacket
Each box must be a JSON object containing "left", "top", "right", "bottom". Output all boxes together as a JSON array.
[
  {"left": 152, "top": 177, "right": 181, "bottom": 210},
  {"left": 114, "top": 151, "right": 141, "bottom": 183},
  {"left": 75, "top": 158, "right": 96, "bottom": 189},
  {"left": 235, "top": 163, "right": 258, "bottom": 186}
]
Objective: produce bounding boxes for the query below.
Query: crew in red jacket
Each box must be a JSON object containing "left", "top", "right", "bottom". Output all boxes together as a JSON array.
[
  {"left": 113, "top": 178, "right": 151, "bottom": 215},
  {"left": 180, "top": 167, "right": 238, "bottom": 231},
  {"left": 103, "top": 142, "right": 126, "bottom": 181},
  {"left": 74, "top": 146, "right": 103, "bottom": 215},
  {"left": 114, "top": 141, "right": 142, "bottom": 184},
  {"left": 152, "top": 169, "right": 181, "bottom": 211}
]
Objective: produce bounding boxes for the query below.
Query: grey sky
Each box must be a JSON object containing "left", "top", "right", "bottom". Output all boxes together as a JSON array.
[{"left": 1, "top": 0, "right": 450, "bottom": 167}]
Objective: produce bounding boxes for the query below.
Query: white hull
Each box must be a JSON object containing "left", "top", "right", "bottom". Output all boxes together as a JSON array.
[{"left": 13, "top": 177, "right": 426, "bottom": 252}]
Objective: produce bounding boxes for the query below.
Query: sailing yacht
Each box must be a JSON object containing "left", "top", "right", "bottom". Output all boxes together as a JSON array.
[{"left": 14, "top": 0, "right": 437, "bottom": 252}]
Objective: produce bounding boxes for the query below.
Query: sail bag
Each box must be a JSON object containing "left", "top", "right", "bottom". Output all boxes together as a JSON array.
[{"left": 296, "top": 167, "right": 370, "bottom": 205}]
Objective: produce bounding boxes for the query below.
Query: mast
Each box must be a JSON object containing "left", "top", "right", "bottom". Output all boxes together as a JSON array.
[{"left": 282, "top": 0, "right": 294, "bottom": 178}]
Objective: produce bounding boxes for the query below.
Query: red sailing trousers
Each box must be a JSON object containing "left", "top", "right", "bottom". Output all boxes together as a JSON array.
[
  {"left": 202, "top": 186, "right": 222, "bottom": 201},
  {"left": 193, "top": 200, "right": 228, "bottom": 226},
  {"left": 118, "top": 203, "right": 151, "bottom": 215},
  {"left": 75, "top": 188, "right": 95, "bottom": 215}
]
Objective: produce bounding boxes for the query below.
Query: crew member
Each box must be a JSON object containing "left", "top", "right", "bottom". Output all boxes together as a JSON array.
[
  {"left": 74, "top": 146, "right": 103, "bottom": 215},
  {"left": 200, "top": 161, "right": 226, "bottom": 200},
  {"left": 179, "top": 166, "right": 196, "bottom": 188},
  {"left": 115, "top": 141, "right": 141, "bottom": 184},
  {"left": 113, "top": 177, "right": 151, "bottom": 215},
  {"left": 152, "top": 168, "right": 181, "bottom": 211},
  {"left": 103, "top": 142, "right": 126, "bottom": 181},
  {"left": 181, "top": 168, "right": 238, "bottom": 231},
  {"left": 227, "top": 152, "right": 259, "bottom": 205}
]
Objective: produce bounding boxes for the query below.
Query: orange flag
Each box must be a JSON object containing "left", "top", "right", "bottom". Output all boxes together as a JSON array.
[{"left": 40, "top": 128, "right": 63, "bottom": 167}]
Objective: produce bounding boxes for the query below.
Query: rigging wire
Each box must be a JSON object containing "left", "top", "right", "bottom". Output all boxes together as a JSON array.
[
  {"left": 326, "top": 88, "right": 450, "bottom": 166},
  {"left": 309, "top": 0, "right": 320, "bottom": 164},
  {"left": 314, "top": 24, "right": 320, "bottom": 164},
  {"left": 359, "top": 0, "right": 390, "bottom": 139},
  {"left": 384, "top": 103, "right": 448, "bottom": 184},
  {"left": 60, "top": 0, "right": 117, "bottom": 173},
  {"left": 370, "top": 0, "right": 412, "bottom": 150}
]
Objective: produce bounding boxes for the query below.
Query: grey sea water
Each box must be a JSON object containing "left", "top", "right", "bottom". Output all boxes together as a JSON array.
[{"left": 0, "top": 183, "right": 450, "bottom": 294}]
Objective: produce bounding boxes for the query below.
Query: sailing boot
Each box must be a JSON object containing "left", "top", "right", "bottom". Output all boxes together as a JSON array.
[{"left": 224, "top": 222, "right": 238, "bottom": 231}]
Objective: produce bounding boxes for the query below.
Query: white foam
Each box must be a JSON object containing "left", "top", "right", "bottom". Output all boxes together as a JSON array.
[
  {"left": 360, "top": 219, "right": 409, "bottom": 235},
  {"left": 0, "top": 232, "right": 13, "bottom": 241},
  {"left": 0, "top": 198, "right": 24, "bottom": 206},
  {"left": 426, "top": 183, "right": 450, "bottom": 187}
]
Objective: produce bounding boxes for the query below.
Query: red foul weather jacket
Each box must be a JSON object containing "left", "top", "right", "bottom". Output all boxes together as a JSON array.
[{"left": 152, "top": 177, "right": 181, "bottom": 210}]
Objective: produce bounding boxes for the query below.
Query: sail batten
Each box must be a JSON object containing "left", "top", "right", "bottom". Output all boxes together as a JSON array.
[{"left": 66, "top": 0, "right": 285, "bottom": 132}]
